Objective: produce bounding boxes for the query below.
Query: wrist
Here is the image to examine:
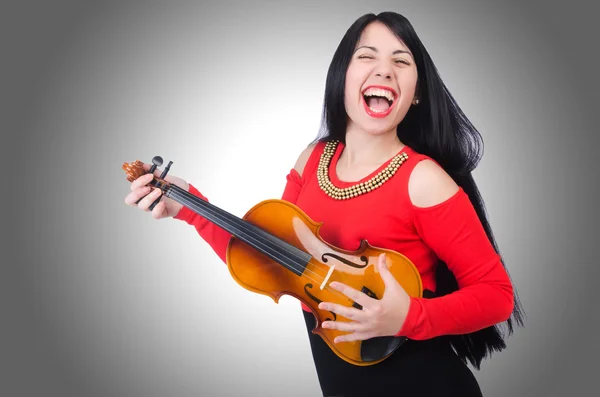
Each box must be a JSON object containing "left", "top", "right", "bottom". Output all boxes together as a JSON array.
[
  {"left": 395, "top": 296, "right": 419, "bottom": 338},
  {"left": 173, "top": 183, "right": 202, "bottom": 224}
]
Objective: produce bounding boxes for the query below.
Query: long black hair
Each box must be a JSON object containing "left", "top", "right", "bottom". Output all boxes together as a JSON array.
[{"left": 314, "top": 11, "right": 525, "bottom": 370}]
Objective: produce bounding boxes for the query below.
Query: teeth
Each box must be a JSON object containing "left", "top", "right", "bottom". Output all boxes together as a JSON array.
[{"left": 363, "top": 87, "right": 395, "bottom": 102}]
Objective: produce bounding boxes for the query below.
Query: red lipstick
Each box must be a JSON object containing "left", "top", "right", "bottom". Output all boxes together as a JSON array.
[{"left": 361, "top": 85, "right": 397, "bottom": 119}]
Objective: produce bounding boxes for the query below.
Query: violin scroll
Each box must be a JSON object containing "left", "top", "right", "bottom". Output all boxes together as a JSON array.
[
  {"left": 122, "top": 160, "right": 146, "bottom": 182},
  {"left": 122, "top": 155, "right": 174, "bottom": 183},
  {"left": 122, "top": 156, "right": 175, "bottom": 210}
]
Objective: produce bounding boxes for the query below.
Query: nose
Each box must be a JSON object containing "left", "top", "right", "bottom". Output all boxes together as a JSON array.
[
  {"left": 375, "top": 72, "right": 392, "bottom": 80},
  {"left": 374, "top": 63, "right": 393, "bottom": 81}
]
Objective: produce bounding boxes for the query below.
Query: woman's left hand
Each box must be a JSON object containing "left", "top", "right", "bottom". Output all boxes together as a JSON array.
[{"left": 319, "top": 253, "right": 412, "bottom": 343}]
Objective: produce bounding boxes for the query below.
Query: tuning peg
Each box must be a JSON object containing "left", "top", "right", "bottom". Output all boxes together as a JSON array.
[
  {"left": 135, "top": 155, "right": 166, "bottom": 206},
  {"left": 159, "top": 161, "right": 173, "bottom": 179},
  {"left": 148, "top": 156, "right": 163, "bottom": 174},
  {"left": 149, "top": 160, "right": 173, "bottom": 211}
]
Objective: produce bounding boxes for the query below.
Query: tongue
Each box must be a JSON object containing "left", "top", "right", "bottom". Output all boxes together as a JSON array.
[{"left": 366, "top": 97, "right": 390, "bottom": 111}]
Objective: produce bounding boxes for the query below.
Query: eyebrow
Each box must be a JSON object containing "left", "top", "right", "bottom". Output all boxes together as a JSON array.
[{"left": 354, "top": 45, "right": 413, "bottom": 57}]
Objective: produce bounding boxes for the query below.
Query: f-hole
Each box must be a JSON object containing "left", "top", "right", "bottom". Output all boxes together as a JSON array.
[{"left": 321, "top": 253, "right": 368, "bottom": 269}]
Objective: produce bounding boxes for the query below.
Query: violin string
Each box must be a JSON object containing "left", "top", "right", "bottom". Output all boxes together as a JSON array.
[
  {"left": 169, "top": 186, "right": 356, "bottom": 301},
  {"left": 170, "top": 183, "right": 360, "bottom": 294},
  {"left": 170, "top": 187, "right": 369, "bottom": 307},
  {"left": 168, "top": 184, "right": 334, "bottom": 277},
  {"left": 173, "top": 190, "right": 357, "bottom": 303},
  {"left": 171, "top": 188, "right": 336, "bottom": 284}
]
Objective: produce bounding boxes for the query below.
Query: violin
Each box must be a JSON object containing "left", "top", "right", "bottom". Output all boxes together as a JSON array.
[{"left": 122, "top": 156, "right": 423, "bottom": 366}]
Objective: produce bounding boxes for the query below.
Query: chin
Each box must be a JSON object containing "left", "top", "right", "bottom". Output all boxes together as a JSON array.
[
  {"left": 348, "top": 108, "right": 407, "bottom": 135},
  {"left": 354, "top": 122, "right": 398, "bottom": 136},
  {"left": 362, "top": 114, "right": 403, "bottom": 135},
  {"left": 368, "top": 127, "right": 397, "bottom": 136}
]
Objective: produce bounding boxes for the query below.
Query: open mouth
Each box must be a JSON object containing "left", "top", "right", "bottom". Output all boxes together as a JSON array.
[{"left": 362, "top": 86, "right": 397, "bottom": 118}]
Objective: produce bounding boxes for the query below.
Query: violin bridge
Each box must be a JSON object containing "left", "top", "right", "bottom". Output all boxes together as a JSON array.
[{"left": 320, "top": 265, "right": 335, "bottom": 290}]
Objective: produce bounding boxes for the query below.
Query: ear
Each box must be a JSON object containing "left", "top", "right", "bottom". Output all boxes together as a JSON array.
[{"left": 412, "top": 81, "right": 421, "bottom": 105}]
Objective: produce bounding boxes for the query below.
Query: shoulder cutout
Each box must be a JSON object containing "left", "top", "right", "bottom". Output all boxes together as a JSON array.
[
  {"left": 408, "top": 159, "right": 459, "bottom": 208},
  {"left": 293, "top": 143, "right": 317, "bottom": 177}
]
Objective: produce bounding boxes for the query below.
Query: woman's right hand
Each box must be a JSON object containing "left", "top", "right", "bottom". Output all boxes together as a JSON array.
[{"left": 124, "top": 162, "right": 190, "bottom": 220}]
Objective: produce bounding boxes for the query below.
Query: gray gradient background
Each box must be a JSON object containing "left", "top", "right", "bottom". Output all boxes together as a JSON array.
[{"left": 3, "top": 0, "right": 598, "bottom": 396}]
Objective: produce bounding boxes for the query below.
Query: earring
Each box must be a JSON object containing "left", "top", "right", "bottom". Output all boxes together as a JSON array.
[{"left": 413, "top": 98, "right": 419, "bottom": 105}]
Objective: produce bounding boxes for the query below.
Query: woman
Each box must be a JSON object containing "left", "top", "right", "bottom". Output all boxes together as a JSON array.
[{"left": 125, "top": 11, "right": 524, "bottom": 396}]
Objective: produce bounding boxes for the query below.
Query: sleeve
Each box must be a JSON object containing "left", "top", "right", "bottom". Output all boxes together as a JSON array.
[
  {"left": 173, "top": 168, "right": 304, "bottom": 264},
  {"left": 395, "top": 187, "right": 514, "bottom": 340}
]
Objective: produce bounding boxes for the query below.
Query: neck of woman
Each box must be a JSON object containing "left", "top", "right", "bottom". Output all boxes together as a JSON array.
[{"left": 341, "top": 127, "right": 405, "bottom": 167}]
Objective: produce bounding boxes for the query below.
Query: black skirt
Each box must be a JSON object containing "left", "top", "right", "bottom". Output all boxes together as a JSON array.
[{"left": 302, "top": 310, "right": 483, "bottom": 397}]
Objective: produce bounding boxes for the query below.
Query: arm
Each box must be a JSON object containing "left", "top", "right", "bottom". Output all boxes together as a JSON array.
[
  {"left": 173, "top": 144, "right": 317, "bottom": 263},
  {"left": 396, "top": 160, "right": 514, "bottom": 339}
]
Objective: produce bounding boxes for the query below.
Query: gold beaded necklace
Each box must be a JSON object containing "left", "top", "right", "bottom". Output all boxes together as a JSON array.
[{"left": 317, "top": 140, "right": 409, "bottom": 200}]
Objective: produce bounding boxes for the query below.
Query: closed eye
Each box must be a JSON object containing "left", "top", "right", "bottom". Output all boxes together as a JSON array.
[{"left": 358, "top": 55, "right": 410, "bottom": 66}]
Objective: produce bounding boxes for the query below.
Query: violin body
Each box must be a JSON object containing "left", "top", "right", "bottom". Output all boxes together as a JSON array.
[
  {"left": 229, "top": 199, "right": 423, "bottom": 366},
  {"left": 123, "top": 158, "right": 423, "bottom": 366}
]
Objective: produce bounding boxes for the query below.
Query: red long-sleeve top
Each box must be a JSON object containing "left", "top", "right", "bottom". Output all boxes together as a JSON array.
[{"left": 174, "top": 141, "right": 514, "bottom": 340}]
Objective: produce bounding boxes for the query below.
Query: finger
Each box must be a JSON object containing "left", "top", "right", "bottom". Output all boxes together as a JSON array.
[
  {"left": 131, "top": 173, "right": 154, "bottom": 190},
  {"left": 137, "top": 188, "right": 163, "bottom": 211},
  {"left": 334, "top": 332, "right": 376, "bottom": 343},
  {"left": 132, "top": 163, "right": 164, "bottom": 187},
  {"left": 329, "top": 282, "right": 374, "bottom": 309},
  {"left": 378, "top": 253, "right": 398, "bottom": 287},
  {"left": 322, "top": 320, "right": 366, "bottom": 333},
  {"left": 124, "top": 186, "right": 153, "bottom": 206},
  {"left": 318, "top": 302, "right": 368, "bottom": 322},
  {"left": 151, "top": 201, "right": 167, "bottom": 219}
]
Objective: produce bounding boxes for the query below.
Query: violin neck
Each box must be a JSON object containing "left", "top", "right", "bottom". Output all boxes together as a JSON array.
[{"left": 162, "top": 183, "right": 311, "bottom": 276}]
